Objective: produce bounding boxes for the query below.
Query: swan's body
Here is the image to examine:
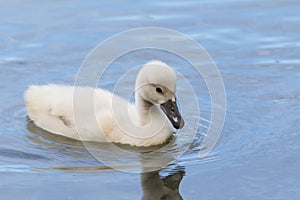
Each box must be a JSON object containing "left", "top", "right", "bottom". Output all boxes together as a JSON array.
[{"left": 25, "top": 61, "right": 184, "bottom": 146}]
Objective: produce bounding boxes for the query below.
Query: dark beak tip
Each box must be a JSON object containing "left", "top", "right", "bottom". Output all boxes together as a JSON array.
[
  {"left": 160, "top": 99, "right": 185, "bottom": 130},
  {"left": 174, "top": 118, "right": 185, "bottom": 130}
]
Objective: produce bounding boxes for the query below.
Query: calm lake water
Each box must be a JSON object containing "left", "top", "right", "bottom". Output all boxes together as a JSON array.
[{"left": 1, "top": 0, "right": 300, "bottom": 199}]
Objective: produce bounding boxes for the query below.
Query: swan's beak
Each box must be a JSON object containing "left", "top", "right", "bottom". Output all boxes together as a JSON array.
[{"left": 160, "top": 99, "right": 184, "bottom": 129}]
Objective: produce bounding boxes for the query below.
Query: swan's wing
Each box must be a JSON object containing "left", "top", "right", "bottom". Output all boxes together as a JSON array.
[
  {"left": 25, "top": 84, "right": 75, "bottom": 138},
  {"left": 24, "top": 84, "right": 113, "bottom": 141}
]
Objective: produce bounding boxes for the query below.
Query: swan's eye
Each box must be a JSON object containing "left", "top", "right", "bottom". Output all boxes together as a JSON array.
[{"left": 156, "top": 87, "right": 163, "bottom": 94}]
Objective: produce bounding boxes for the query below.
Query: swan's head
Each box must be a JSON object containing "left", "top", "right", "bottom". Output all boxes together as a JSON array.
[{"left": 136, "top": 60, "right": 184, "bottom": 129}]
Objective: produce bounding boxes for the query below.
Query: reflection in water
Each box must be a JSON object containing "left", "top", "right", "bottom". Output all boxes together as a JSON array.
[
  {"left": 27, "top": 120, "right": 185, "bottom": 199},
  {"left": 27, "top": 119, "right": 183, "bottom": 171},
  {"left": 141, "top": 166, "right": 185, "bottom": 200},
  {"left": 37, "top": 164, "right": 185, "bottom": 200},
  {"left": 36, "top": 164, "right": 185, "bottom": 200}
]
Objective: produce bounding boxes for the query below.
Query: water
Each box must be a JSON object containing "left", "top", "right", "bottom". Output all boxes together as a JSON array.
[{"left": 1, "top": 0, "right": 300, "bottom": 199}]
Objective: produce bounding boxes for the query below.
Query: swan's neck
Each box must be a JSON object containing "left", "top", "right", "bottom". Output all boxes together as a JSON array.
[
  {"left": 135, "top": 94, "right": 153, "bottom": 126},
  {"left": 134, "top": 93, "right": 173, "bottom": 146}
]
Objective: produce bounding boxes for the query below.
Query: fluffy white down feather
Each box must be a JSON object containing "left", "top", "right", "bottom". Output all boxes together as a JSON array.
[{"left": 25, "top": 61, "right": 181, "bottom": 146}]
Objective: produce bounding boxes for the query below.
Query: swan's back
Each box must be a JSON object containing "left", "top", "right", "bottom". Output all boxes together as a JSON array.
[{"left": 25, "top": 84, "right": 121, "bottom": 141}]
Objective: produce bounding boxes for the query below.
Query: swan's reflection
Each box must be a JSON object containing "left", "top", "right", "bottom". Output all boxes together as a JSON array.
[
  {"left": 141, "top": 165, "right": 185, "bottom": 200},
  {"left": 27, "top": 120, "right": 186, "bottom": 199}
]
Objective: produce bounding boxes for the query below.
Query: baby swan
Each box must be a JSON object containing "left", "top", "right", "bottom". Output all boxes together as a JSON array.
[{"left": 25, "top": 61, "right": 184, "bottom": 146}]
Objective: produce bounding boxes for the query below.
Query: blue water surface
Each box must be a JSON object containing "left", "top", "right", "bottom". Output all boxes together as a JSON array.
[{"left": 0, "top": 0, "right": 300, "bottom": 199}]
